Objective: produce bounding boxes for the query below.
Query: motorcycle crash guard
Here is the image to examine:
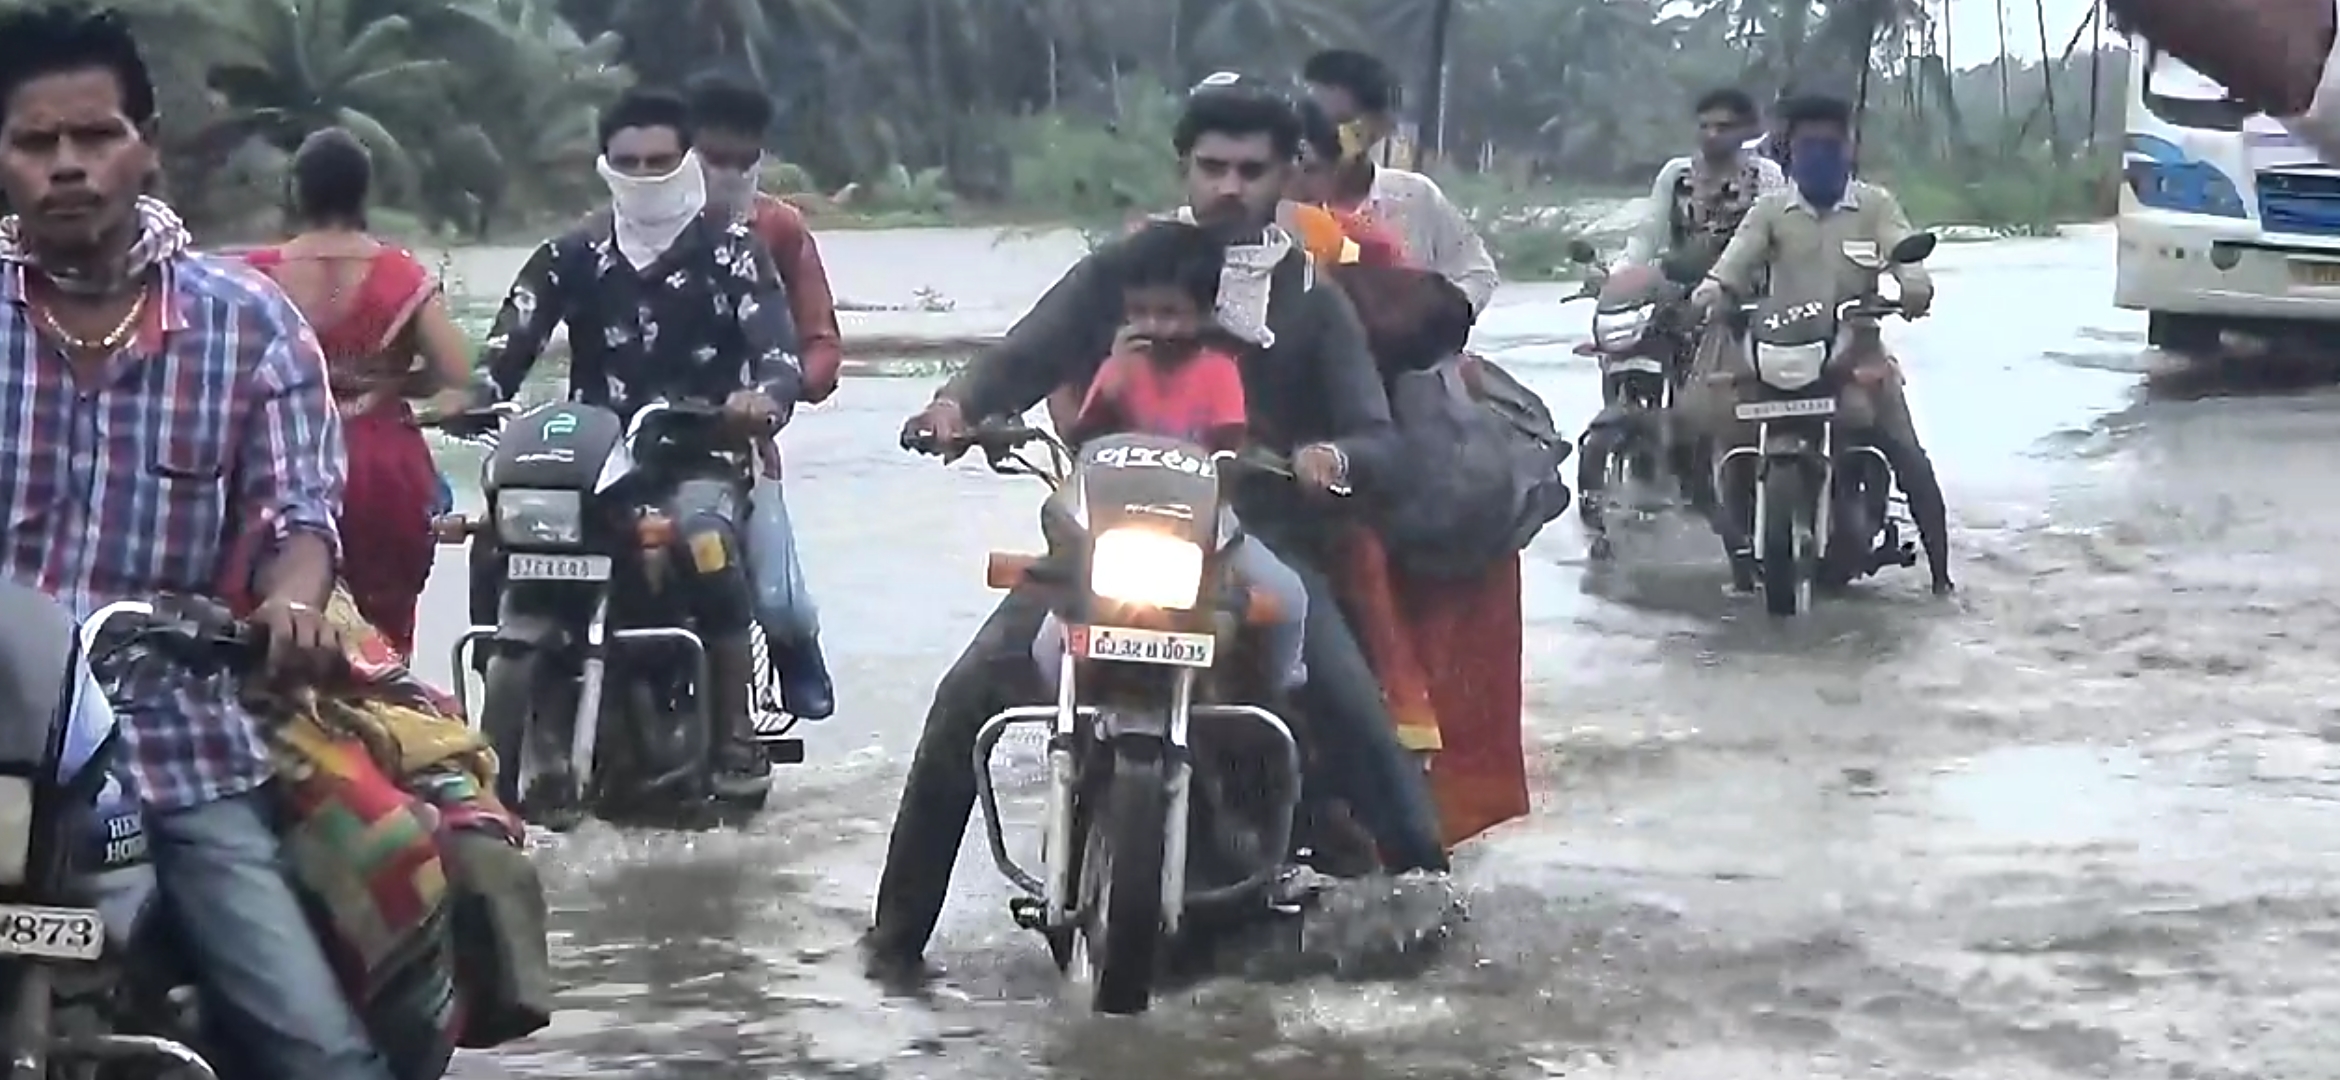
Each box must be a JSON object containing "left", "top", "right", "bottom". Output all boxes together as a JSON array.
[{"left": 487, "top": 609, "right": 571, "bottom": 654}]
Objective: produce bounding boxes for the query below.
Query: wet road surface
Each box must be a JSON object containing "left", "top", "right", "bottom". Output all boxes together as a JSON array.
[{"left": 431, "top": 224, "right": 2340, "bottom": 1078}]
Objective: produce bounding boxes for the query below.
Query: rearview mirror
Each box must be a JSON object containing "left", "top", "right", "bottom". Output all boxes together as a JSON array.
[
  {"left": 1889, "top": 232, "right": 1937, "bottom": 265},
  {"left": 1566, "top": 239, "right": 1598, "bottom": 264}
]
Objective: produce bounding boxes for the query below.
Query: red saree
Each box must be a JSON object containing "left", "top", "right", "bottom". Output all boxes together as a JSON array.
[
  {"left": 243, "top": 245, "right": 441, "bottom": 657},
  {"left": 1323, "top": 253, "right": 1530, "bottom": 849}
]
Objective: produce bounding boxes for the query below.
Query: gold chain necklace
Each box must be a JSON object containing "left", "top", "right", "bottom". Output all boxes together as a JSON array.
[{"left": 37, "top": 288, "right": 148, "bottom": 353}]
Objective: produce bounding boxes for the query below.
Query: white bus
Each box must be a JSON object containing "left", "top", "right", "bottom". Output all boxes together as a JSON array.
[{"left": 2117, "top": 46, "right": 2340, "bottom": 350}]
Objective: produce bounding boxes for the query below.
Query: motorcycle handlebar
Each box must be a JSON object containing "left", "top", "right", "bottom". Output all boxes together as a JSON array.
[
  {"left": 81, "top": 595, "right": 268, "bottom": 681},
  {"left": 423, "top": 400, "right": 520, "bottom": 437},
  {"left": 900, "top": 416, "right": 1047, "bottom": 457}
]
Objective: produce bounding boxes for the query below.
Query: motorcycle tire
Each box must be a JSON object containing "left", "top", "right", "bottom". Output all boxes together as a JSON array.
[
  {"left": 1759, "top": 464, "right": 1811, "bottom": 617},
  {"left": 480, "top": 652, "right": 550, "bottom": 810},
  {"left": 1077, "top": 742, "right": 1170, "bottom": 1015}
]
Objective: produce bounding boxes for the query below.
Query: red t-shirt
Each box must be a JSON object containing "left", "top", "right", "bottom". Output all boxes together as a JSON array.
[{"left": 1071, "top": 346, "right": 1247, "bottom": 449}]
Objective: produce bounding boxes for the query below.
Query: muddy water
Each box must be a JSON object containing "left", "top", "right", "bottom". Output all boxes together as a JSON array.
[{"left": 429, "top": 223, "right": 2340, "bottom": 1079}]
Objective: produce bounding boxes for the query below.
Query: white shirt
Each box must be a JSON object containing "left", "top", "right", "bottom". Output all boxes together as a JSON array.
[
  {"left": 1357, "top": 168, "right": 1502, "bottom": 312},
  {"left": 2279, "top": 3, "right": 2340, "bottom": 160}
]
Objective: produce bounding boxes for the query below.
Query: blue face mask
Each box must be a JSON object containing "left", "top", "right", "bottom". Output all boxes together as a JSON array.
[{"left": 1788, "top": 137, "right": 1850, "bottom": 208}]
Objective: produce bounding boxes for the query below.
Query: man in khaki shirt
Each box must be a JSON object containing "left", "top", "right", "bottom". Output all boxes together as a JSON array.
[{"left": 1689, "top": 94, "right": 1955, "bottom": 595}]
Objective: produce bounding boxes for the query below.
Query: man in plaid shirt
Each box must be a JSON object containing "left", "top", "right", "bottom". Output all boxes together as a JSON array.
[{"left": 0, "top": 8, "right": 388, "bottom": 1079}]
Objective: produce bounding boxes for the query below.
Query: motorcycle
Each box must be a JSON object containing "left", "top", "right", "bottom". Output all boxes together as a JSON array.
[
  {"left": 0, "top": 586, "right": 244, "bottom": 1079},
  {"left": 903, "top": 419, "right": 1313, "bottom": 1016},
  {"left": 1563, "top": 241, "right": 1704, "bottom": 557},
  {"left": 1715, "top": 231, "right": 1937, "bottom": 615},
  {"left": 437, "top": 399, "right": 802, "bottom": 828}
]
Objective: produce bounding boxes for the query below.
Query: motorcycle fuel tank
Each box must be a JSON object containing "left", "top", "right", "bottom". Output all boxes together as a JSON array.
[{"left": 485, "top": 403, "right": 624, "bottom": 495}]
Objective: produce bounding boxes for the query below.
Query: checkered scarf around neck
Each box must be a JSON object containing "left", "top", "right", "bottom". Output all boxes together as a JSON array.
[
  {"left": 0, "top": 196, "right": 191, "bottom": 296},
  {"left": 1171, "top": 207, "right": 1294, "bottom": 348}
]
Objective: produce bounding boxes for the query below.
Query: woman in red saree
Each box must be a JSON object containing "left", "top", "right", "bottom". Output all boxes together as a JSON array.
[
  {"left": 244, "top": 129, "right": 472, "bottom": 657},
  {"left": 1323, "top": 263, "right": 1529, "bottom": 848}
]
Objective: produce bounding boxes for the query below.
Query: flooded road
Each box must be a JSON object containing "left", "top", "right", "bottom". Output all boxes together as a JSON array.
[{"left": 432, "top": 223, "right": 2340, "bottom": 1078}]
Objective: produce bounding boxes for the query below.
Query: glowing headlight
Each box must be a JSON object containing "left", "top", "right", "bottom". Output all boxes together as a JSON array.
[
  {"left": 1592, "top": 305, "right": 1652, "bottom": 349},
  {"left": 495, "top": 489, "right": 584, "bottom": 547},
  {"left": 1753, "top": 341, "right": 1828, "bottom": 390},
  {"left": 1089, "top": 528, "right": 1203, "bottom": 610},
  {"left": 0, "top": 777, "right": 33, "bottom": 886}
]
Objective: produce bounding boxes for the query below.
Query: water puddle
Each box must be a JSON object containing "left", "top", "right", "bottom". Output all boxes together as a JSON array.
[{"left": 1925, "top": 744, "right": 2160, "bottom": 850}]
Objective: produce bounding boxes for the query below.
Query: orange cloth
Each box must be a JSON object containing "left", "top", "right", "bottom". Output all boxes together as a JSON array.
[
  {"left": 1406, "top": 553, "right": 1527, "bottom": 846},
  {"left": 1291, "top": 203, "right": 1408, "bottom": 267},
  {"left": 1333, "top": 528, "right": 1442, "bottom": 753}
]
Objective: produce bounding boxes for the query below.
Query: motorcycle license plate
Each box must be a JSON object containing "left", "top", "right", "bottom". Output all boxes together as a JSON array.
[
  {"left": 1736, "top": 398, "right": 1836, "bottom": 421},
  {"left": 0, "top": 904, "right": 103, "bottom": 961},
  {"left": 507, "top": 553, "right": 612, "bottom": 581},
  {"left": 1604, "top": 356, "right": 1665, "bottom": 376},
  {"left": 1072, "top": 625, "right": 1216, "bottom": 668}
]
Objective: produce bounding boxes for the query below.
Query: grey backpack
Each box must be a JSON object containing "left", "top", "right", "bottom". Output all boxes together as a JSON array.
[{"left": 1374, "top": 355, "right": 1572, "bottom": 579}]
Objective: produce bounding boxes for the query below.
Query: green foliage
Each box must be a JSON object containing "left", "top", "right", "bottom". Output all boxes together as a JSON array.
[
  {"left": 1002, "top": 84, "right": 1184, "bottom": 233},
  {"left": 1884, "top": 148, "right": 2118, "bottom": 238},
  {"left": 27, "top": 0, "right": 2130, "bottom": 243}
]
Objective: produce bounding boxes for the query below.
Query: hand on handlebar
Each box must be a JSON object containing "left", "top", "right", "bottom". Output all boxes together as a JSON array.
[
  {"left": 1292, "top": 443, "right": 1351, "bottom": 495},
  {"left": 722, "top": 389, "right": 786, "bottom": 437},
  {"left": 1689, "top": 278, "right": 1726, "bottom": 318},
  {"left": 899, "top": 397, "right": 971, "bottom": 459},
  {"left": 248, "top": 596, "right": 349, "bottom": 685}
]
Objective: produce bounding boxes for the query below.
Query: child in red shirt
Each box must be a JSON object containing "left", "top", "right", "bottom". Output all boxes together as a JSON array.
[{"left": 1036, "top": 222, "right": 1309, "bottom": 688}]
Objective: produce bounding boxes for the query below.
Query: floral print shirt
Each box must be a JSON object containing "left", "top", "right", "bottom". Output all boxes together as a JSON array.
[{"left": 475, "top": 214, "right": 802, "bottom": 417}]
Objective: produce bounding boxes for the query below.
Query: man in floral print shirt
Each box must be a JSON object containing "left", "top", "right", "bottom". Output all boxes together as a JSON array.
[{"left": 459, "top": 87, "right": 803, "bottom": 797}]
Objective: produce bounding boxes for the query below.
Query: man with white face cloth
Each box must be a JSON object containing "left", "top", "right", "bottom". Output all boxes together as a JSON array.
[
  {"left": 2107, "top": 0, "right": 2340, "bottom": 160},
  {"left": 454, "top": 87, "right": 804, "bottom": 801}
]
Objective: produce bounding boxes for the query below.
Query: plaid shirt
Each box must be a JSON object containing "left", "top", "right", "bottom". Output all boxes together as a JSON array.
[{"left": 0, "top": 252, "right": 344, "bottom": 810}]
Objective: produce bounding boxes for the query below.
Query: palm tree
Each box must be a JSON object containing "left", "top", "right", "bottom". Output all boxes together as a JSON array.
[{"left": 202, "top": 0, "right": 452, "bottom": 201}]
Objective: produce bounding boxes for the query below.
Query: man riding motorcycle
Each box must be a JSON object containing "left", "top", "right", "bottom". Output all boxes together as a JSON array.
[
  {"left": 0, "top": 9, "right": 388, "bottom": 1077},
  {"left": 1689, "top": 93, "right": 1955, "bottom": 595},
  {"left": 453, "top": 88, "right": 805, "bottom": 794},
  {"left": 864, "top": 76, "right": 1448, "bottom": 985},
  {"left": 1580, "top": 88, "right": 1784, "bottom": 555},
  {"left": 687, "top": 71, "right": 841, "bottom": 721}
]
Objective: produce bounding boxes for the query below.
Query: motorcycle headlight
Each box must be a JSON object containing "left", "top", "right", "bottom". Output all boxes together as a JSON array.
[
  {"left": 0, "top": 777, "right": 33, "bottom": 885},
  {"left": 1753, "top": 342, "right": 1828, "bottom": 390},
  {"left": 495, "top": 489, "right": 584, "bottom": 547},
  {"left": 1592, "top": 306, "right": 1653, "bottom": 349},
  {"left": 1089, "top": 528, "right": 1203, "bottom": 611}
]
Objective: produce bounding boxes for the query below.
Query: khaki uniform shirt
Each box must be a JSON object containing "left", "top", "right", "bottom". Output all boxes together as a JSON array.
[{"left": 1706, "top": 180, "right": 1934, "bottom": 315}]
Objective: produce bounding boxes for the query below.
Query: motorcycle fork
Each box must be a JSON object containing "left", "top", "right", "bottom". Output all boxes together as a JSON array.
[
  {"left": 1040, "top": 662, "right": 1197, "bottom": 938},
  {"left": 568, "top": 592, "right": 612, "bottom": 796},
  {"left": 1730, "top": 420, "right": 1836, "bottom": 555}
]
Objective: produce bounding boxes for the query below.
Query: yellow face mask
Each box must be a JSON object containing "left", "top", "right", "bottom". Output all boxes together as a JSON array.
[{"left": 1336, "top": 120, "right": 1375, "bottom": 162}]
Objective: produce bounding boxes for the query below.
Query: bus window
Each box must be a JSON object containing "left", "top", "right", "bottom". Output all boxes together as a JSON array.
[{"left": 2142, "top": 49, "right": 2251, "bottom": 131}]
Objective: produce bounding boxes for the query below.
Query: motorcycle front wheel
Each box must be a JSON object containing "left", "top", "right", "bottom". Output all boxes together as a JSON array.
[
  {"left": 1073, "top": 742, "right": 1170, "bottom": 1015},
  {"left": 1758, "top": 463, "right": 1813, "bottom": 617}
]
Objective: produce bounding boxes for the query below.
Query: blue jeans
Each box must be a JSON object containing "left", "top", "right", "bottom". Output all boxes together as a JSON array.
[
  {"left": 1033, "top": 537, "right": 1309, "bottom": 689},
  {"left": 148, "top": 787, "right": 393, "bottom": 1080},
  {"left": 747, "top": 476, "right": 834, "bottom": 718}
]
